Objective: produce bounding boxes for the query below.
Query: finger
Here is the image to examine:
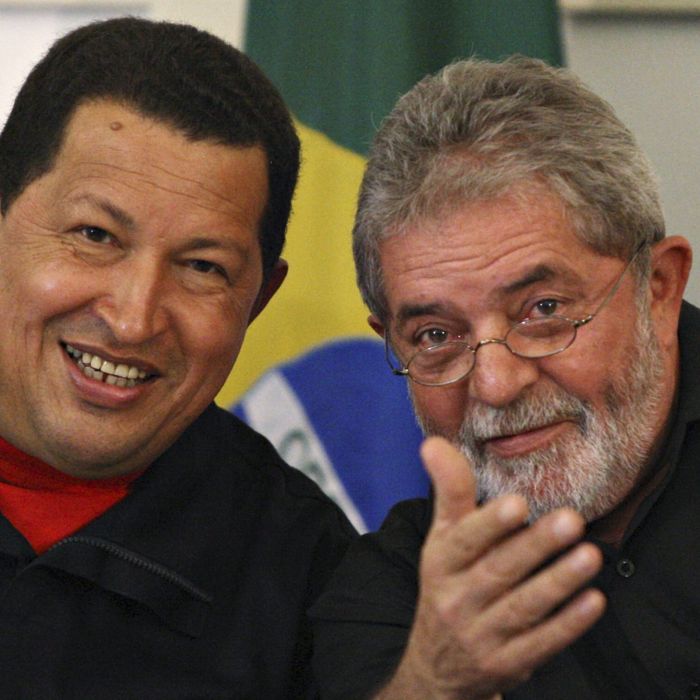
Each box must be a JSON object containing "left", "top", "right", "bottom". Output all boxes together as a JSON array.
[
  {"left": 462, "top": 508, "right": 587, "bottom": 607},
  {"left": 480, "top": 541, "right": 603, "bottom": 638},
  {"left": 488, "top": 587, "right": 606, "bottom": 680},
  {"left": 421, "top": 436, "right": 478, "bottom": 526},
  {"left": 423, "top": 493, "right": 529, "bottom": 576}
]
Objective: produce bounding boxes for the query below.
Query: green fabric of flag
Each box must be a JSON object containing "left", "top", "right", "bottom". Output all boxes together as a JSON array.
[{"left": 246, "top": 1, "right": 562, "bottom": 155}]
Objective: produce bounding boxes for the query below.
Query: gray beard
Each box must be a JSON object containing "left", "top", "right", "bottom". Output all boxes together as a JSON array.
[{"left": 413, "top": 302, "right": 666, "bottom": 522}]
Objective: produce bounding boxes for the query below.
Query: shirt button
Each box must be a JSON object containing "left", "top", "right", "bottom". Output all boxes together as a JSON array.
[
  {"left": 689, "top": 682, "right": 700, "bottom": 700},
  {"left": 616, "top": 558, "right": 635, "bottom": 578}
]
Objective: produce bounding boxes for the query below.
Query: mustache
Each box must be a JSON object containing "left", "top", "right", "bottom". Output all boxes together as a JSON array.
[
  {"left": 59, "top": 316, "right": 161, "bottom": 355},
  {"left": 460, "top": 386, "right": 590, "bottom": 446}
]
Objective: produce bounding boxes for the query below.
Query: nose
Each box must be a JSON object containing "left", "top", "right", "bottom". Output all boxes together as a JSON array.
[
  {"left": 94, "top": 257, "right": 169, "bottom": 345},
  {"left": 467, "top": 337, "right": 540, "bottom": 408}
]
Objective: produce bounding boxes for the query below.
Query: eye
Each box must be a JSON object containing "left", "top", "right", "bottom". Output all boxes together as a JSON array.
[
  {"left": 530, "top": 298, "right": 560, "bottom": 317},
  {"left": 187, "top": 259, "right": 229, "bottom": 280},
  {"left": 78, "top": 226, "right": 117, "bottom": 245},
  {"left": 417, "top": 327, "right": 450, "bottom": 347}
]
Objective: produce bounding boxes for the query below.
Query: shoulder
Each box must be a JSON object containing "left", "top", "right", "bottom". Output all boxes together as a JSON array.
[
  {"left": 310, "top": 497, "right": 430, "bottom": 623},
  {"left": 181, "top": 404, "right": 342, "bottom": 497},
  {"left": 309, "top": 498, "right": 429, "bottom": 698},
  {"left": 680, "top": 300, "right": 700, "bottom": 347},
  {"left": 160, "top": 404, "right": 357, "bottom": 539}
]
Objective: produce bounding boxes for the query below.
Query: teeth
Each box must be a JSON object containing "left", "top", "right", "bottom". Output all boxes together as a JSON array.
[
  {"left": 101, "top": 360, "right": 115, "bottom": 374},
  {"left": 64, "top": 344, "right": 150, "bottom": 387}
]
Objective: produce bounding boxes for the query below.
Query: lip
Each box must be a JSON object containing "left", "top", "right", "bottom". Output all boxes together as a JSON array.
[
  {"left": 62, "top": 343, "right": 155, "bottom": 409},
  {"left": 481, "top": 420, "right": 574, "bottom": 459}
]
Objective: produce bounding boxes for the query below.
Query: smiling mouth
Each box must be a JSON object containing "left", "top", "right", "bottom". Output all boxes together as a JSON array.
[
  {"left": 477, "top": 421, "right": 575, "bottom": 458},
  {"left": 64, "top": 343, "right": 152, "bottom": 388},
  {"left": 480, "top": 424, "right": 554, "bottom": 443}
]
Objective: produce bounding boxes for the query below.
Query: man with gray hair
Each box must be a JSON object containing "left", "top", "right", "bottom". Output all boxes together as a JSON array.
[{"left": 311, "top": 57, "right": 696, "bottom": 698}]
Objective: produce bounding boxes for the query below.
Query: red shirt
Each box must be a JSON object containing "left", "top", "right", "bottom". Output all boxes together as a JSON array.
[{"left": 0, "top": 436, "right": 141, "bottom": 553}]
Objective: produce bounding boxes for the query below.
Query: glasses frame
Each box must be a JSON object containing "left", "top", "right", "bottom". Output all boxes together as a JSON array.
[{"left": 386, "top": 241, "right": 647, "bottom": 387}]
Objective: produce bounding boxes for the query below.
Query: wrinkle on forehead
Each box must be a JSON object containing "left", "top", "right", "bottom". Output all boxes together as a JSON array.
[
  {"left": 58, "top": 100, "right": 268, "bottom": 219},
  {"left": 62, "top": 154, "right": 264, "bottom": 219},
  {"left": 379, "top": 188, "right": 602, "bottom": 321},
  {"left": 382, "top": 218, "right": 571, "bottom": 284}
]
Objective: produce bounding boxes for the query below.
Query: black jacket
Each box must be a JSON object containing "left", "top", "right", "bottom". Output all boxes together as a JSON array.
[{"left": 0, "top": 403, "right": 355, "bottom": 698}]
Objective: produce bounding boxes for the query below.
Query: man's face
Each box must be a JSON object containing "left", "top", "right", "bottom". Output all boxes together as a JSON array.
[
  {"left": 0, "top": 100, "right": 276, "bottom": 477},
  {"left": 375, "top": 189, "right": 678, "bottom": 521}
]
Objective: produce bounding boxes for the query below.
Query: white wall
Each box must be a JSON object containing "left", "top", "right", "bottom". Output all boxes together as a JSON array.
[
  {"left": 562, "top": 7, "right": 700, "bottom": 303},
  {"left": 0, "top": 0, "right": 247, "bottom": 125}
]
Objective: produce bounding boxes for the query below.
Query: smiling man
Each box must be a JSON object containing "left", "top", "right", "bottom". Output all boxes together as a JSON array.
[
  {"left": 0, "top": 17, "right": 354, "bottom": 698},
  {"left": 311, "top": 58, "right": 696, "bottom": 699}
]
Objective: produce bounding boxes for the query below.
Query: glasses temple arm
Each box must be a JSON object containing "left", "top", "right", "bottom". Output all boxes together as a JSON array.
[
  {"left": 384, "top": 336, "right": 410, "bottom": 376},
  {"left": 573, "top": 241, "right": 647, "bottom": 327}
]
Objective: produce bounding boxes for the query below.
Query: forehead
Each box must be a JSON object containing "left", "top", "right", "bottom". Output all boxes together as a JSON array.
[
  {"left": 379, "top": 189, "right": 603, "bottom": 313},
  {"left": 46, "top": 99, "right": 269, "bottom": 226}
]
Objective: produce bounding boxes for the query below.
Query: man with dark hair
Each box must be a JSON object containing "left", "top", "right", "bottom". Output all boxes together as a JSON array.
[
  {"left": 0, "top": 17, "right": 354, "bottom": 698},
  {"left": 311, "top": 57, "right": 696, "bottom": 699}
]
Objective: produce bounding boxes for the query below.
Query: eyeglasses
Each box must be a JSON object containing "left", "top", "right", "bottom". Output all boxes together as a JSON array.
[{"left": 386, "top": 242, "right": 646, "bottom": 387}]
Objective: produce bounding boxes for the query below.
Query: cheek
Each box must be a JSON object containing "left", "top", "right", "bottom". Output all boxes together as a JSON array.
[
  {"left": 540, "top": 333, "right": 620, "bottom": 407},
  {"left": 411, "top": 383, "right": 469, "bottom": 438},
  {"left": 179, "top": 301, "right": 251, "bottom": 381},
  {"left": 28, "top": 269, "right": 108, "bottom": 326},
  {"left": 0, "top": 255, "right": 83, "bottom": 323}
]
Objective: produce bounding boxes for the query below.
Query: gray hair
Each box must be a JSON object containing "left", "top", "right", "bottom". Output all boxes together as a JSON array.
[{"left": 353, "top": 56, "right": 664, "bottom": 321}]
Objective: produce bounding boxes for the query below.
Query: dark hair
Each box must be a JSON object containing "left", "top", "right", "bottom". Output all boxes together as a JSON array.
[{"left": 0, "top": 16, "right": 300, "bottom": 279}]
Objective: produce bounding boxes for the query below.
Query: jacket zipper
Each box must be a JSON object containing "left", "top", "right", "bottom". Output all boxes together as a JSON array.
[{"left": 46, "top": 535, "right": 212, "bottom": 602}]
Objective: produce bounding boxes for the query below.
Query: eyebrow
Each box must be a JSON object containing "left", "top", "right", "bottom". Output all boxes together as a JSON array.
[
  {"left": 67, "top": 195, "right": 251, "bottom": 257},
  {"left": 393, "top": 263, "right": 585, "bottom": 330},
  {"left": 395, "top": 302, "right": 449, "bottom": 330},
  {"left": 503, "top": 264, "right": 557, "bottom": 294},
  {"left": 502, "top": 264, "right": 584, "bottom": 295},
  {"left": 69, "top": 194, "right": 136, "bottom": 230},
  {"left": 182, "top": 236, "right": 251, "bottom": 258}
]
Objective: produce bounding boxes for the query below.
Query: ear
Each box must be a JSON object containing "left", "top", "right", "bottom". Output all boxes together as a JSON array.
[
  {"left": 368, "top": 313, "right": 386, "bottom": 339},
  {"left": 248, "top": 258, "right": 288, "bottom": 326},
  {"left": 648, "top": 236, "right": 692, "bottom": 348}
]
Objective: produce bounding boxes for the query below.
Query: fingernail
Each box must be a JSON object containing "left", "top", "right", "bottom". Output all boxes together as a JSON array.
[
  {"left": 551, "top": 512, "right": 582, "bottom": 542},
  {"left": 569, "top": 546, "right": 597, "bottom": 575},
  {"left": 497, "top": 496, "right": 527, "bottom": 525},
  {"left": 574, "top": 589, "right": 605, "bottom": 618}
]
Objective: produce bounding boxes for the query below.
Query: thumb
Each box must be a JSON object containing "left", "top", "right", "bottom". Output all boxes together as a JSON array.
[{"left": 420, "top": 436, "right": 477, "bottom": 527}]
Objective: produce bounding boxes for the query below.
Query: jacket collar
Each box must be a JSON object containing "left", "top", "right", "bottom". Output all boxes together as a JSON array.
[
  {"left": 28, "top": 405, "right": 260, "bottom": 637},
  {"left": 676, "top": 301, "right": 700, "bottom": 425}
]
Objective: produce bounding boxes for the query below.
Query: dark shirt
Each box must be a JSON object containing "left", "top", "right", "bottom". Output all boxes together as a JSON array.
[
  {"left": 311, "top": 301, "right": 700, "bottom": 700},
  {"left": 0, "top": 403, "right": 356, "bottom": 699}
]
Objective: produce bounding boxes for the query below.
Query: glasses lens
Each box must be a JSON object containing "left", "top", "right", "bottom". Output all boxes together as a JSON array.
[
  {"left": 507, "top": 316, "right": 576, "bottom": 357},
  {"left": 408, "top": 341, "right": 475, "bottom": 385}
]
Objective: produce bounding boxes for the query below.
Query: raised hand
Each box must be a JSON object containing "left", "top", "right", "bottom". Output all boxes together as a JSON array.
[{"left": 376, "top": 437, "right": 606, "bottom": 700}]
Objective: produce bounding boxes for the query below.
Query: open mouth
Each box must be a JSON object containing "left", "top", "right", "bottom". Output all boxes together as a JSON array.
[{"left": 63, "top": 343, "right": 152, "bottom": 388}]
